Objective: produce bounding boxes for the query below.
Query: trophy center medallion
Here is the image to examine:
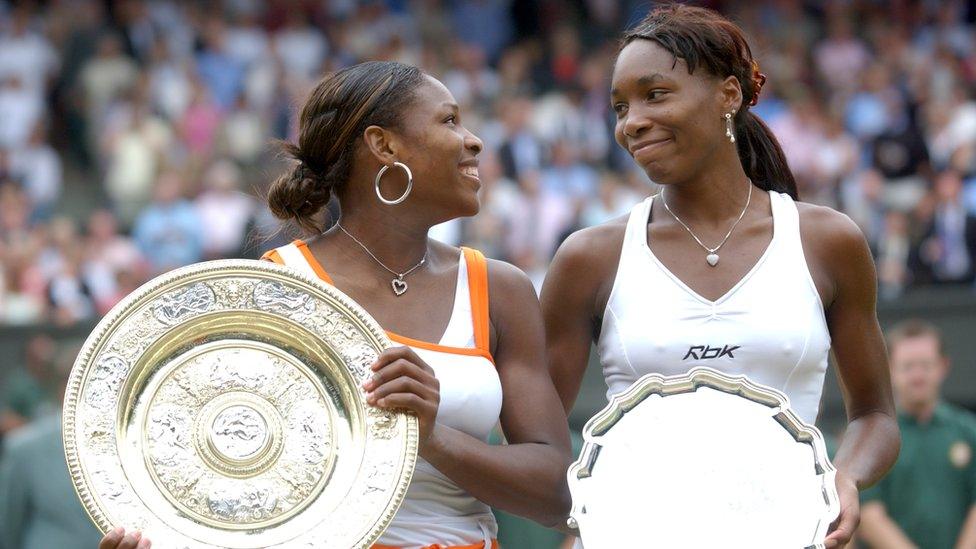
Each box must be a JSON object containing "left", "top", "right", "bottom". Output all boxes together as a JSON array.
[
  {"left": 209, "top": 404, "right": 271, "bottom": 463},
  {"left": 193, "top": 391, "right": 284, "bottom": 478}
]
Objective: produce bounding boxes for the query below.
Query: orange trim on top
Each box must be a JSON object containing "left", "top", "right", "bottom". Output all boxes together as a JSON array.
[
  {"left": 461, "top": 247, "right": 490, "bottom": 353},
  {"left": 281, "top": 240, "right": 494, "bottom": 363},
  {"left": 261, "top": 249, "right": 283, "bottom": 263},
  {"left": 372, "top": 540, "right": 498, "bottom": 549},
  {"left": 388, "top": 332, "right": 494, "bottom": 362},
  {"left": 294, "top": 240, "right": 335, "bottom": 284}
]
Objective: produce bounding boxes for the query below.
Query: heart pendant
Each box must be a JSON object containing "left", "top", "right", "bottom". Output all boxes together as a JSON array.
[
  {"left": 706, "top": 253, "right": 719, "bottom": 267},
  {"left": 391, "top": 278, "right": 408, "bottom": 296}
]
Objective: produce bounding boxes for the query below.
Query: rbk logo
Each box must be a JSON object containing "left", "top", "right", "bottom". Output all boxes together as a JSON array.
[{"left": 683, "top": 345, "right": 740, "bottom": 360}]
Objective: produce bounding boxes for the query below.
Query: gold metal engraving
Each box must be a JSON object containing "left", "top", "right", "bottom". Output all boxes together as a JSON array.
[{"left": 63, "top": 259, "right": 418, "bottom": 548}]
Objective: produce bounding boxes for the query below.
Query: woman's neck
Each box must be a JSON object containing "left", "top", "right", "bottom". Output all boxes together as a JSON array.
[
  {"left": 661, "top": 156, "right": 753, "bottom": 228},
  {"left": 333, "top": 209, "right": 432, "bottom": 273}
]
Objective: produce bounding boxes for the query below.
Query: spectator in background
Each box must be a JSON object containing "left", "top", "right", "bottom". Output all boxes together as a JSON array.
[
  {"left": 0, "top": 75, "right": 42, "bottom": 150},
  {"left": 272, "top": 10, "right": 328, "bottom": 81},
  {"left": 0, "top": 339, "right": 103, "bottom": 549},
  {"left": 842, "top": 169, "right": 887, "bottom": 249},
  {"left": 579, "top": 172, "right": 640, "bottom": 228},
  {"left": 878, "top": 211, "right": 913, "bottom": 300},
  {"left": 871, "top": 97, "right": 932, "bottom": 213},
  {"left": 845, "top": 64, "right": 896, "bottom": 143},
  {"left": 0, "top": 334, "right": 54, "bottom": 437},
  {"left": 925, "top": 84, "right": 976, "bottom": 171},
  {"left": 46, "top": 244, "right": 95, "bottom": 325},
  {"left": 814, "top": 15, "right": 871, "bottom": 94},
  {"left": 79, "top": 33, "right": 138, "bottom": 137},
  {"left": 443, "top": 42, "right": 500, "bottom": 112},
  {"left": 9, "top": 120, "right": 61, "bottom": 222},
  {"left": 219, "top": 93, "right": 267, "bottom": 167},
  {"left": 450, "top": 0, "right": 512, "bottom": 62},
  {"left": 812, "top": 113, "right": 860, "bottom": 207},
  {"left": 195, "top": 18, "right": 245, "bottom": 111},
  {"left": 859, "top": 320, "right": 976, "bottom": 549},
  {"left": 195, "top": 159, "right": 255, "bottom": 259},
  {"left": 537, "top": 139, "right": 597, "bottom": 257},
  {"left": 533, "top": 83, "right": 610, "bottom": 167},
  {"left": 0, "top": 5, "right": 59, "bottom": 95},
  {"left": 496, "top": 95, "right": 543, "bottom": 182},
  {"left": 0, "top": 253, "right": 46, "bottom": 325},
  {"left": 83, "top": 209, "right": 146, "bottom": 315},
  {"left": 132, "top": 171, "right": 203, "bottom": 274},
  {"left": 146, "top": 38, "right": 193, "bottom": 123},
  {"left": 913, "top": 170, "right": 976, "bottom": 286},
  {"left": 37, "top": 217, "right": 97, "bottom": 325},
  {"left": 0, "top": 171, "right": 33, "bottom": 247},
  {"left": 102, "top": 93, "right": 173, "bottom": 227},
  {"left": 178, "top": 79, "right": 223, "bottom": 165}
]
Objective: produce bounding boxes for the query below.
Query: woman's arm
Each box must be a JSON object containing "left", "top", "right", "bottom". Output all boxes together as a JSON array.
[
  {"left": 541, "top": 224, "right": 623, "bottom": 412},
  {"left": 802, "top": 205, "right": 901, "bottom": 548},
  {"left": 417, "top": 260, "right": 573, "bottom": 528}
]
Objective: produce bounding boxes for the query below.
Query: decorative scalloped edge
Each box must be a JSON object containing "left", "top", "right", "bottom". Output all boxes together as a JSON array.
[
  {"left": 566, "top": 366, "right": 839, "bottom": 549},
  {"left": 62, "top": 258, "right": 420, "bottom": 548}
]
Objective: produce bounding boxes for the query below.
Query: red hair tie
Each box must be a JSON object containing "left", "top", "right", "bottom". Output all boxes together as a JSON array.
[{"left": 749, "top": 59, "right": 767, "bottom": 107}]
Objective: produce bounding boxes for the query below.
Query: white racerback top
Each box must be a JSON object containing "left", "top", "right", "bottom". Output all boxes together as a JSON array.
[
  {"left": 598, "top": 191, "right": 832, "bottom": 425},
  {"left": 264, "top": 241, "right": 501, "bottom": 549}
]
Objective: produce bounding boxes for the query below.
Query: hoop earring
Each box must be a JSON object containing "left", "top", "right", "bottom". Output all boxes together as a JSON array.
[
  {"left": 374, "top": 161, "right": 413, "bottom": 205},
  {"left": 725, "top": 111, "right": 736, "bottom": 144}
]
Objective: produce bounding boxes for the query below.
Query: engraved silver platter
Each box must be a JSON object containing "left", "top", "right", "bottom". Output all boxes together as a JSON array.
[
  {"left": 62, "top": 259, "right": 418, "bottom": 548},
  {"left": 567, "top": 367, "right": 839, "bottom": 549}
]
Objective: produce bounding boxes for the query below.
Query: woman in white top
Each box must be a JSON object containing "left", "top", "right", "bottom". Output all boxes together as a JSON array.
[
  {"left": 542, "top": 6, "right": 900, "bottom": 549},
  {"left": 100, "top": 61, "right": 571, "bottom": 549}
]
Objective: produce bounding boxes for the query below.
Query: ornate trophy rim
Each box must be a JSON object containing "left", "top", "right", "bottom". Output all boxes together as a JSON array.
[
  {"left": 63, "top": 259, "right": 419, "bottom": 548},
  {"left": 567, "top": 366, "right": 840, "bottom": 549}
]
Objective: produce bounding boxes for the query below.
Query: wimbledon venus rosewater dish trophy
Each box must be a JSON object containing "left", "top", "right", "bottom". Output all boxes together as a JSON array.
[
  {"left": 62, "top": 259, "right": 418, "bottom": 548},
  {"left": 567, "top": 368, "right": 840, "bottom": 549}
]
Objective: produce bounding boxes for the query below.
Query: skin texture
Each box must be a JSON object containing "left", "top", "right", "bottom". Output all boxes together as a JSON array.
[
  {"left": 100, "top": 76, "right": 572, "bottom": 548},
  {"left": 541, "top": 39, "right": 899, "bottom": 548}
]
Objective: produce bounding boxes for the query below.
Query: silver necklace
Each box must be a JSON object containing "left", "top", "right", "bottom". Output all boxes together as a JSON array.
[
  {"left": 660, "top": 180, "right": 753, "bottom": 267},
  {"left": 336, "top": 224, "right": 427, "bottom": 296}
]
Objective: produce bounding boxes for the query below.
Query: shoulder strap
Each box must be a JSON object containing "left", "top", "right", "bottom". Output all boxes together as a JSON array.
[
  {"left": 623, "top": 196, "right": 654, "bottom": 250},
  {"left": 768, "top": 191, "right": 798, "bottom": 249},
  {"left": 260, "top": 248, "right": 283, "bottom": 263},
  {"left": 461, "top": 247, "right": 490, "bottom": 353},
  {"left": 262, "top": 241, "right": 331, "bottom": 283}
]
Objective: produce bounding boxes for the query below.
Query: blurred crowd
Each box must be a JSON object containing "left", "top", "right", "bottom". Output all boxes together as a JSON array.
[
  {"left": 1, "top": 3, "right": 976, "bottom": 547},
  {"left": 0, "top": 0, "right": 973, "bottom": 328}
]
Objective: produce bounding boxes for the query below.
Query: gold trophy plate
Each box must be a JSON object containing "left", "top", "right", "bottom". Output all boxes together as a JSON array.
[{"left": 62, "top": 259, "right": 418, "bottom": 548}]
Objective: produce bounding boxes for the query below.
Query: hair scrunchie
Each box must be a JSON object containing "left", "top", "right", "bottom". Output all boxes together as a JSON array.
[{"left": 749, "top": 59, "right": 767, "bottom": 106}]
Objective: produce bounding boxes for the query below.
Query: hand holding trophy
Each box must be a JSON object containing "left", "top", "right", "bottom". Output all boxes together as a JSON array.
[{"left": 64, "top": 259, "right": 419, "bottom": 548}]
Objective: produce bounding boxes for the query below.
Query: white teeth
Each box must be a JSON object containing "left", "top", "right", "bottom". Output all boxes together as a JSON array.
[{"left": 460, "top": 166, "right": 479, "bottom": 178}]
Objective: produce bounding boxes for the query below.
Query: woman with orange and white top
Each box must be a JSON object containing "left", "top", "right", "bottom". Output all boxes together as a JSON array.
[{"left": 98, "top": 60, "right": 572, "bottom": 549}]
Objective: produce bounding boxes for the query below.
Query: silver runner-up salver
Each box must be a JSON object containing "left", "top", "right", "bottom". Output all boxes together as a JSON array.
[
  {"left": 62, "top": 259, "right": 418, "bottom": 548},
  {"left": 567, "top": 367, "right": 840, "bottom": 549}
]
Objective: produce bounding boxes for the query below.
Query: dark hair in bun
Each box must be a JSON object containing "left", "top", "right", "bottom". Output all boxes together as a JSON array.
[{"left": 268, "top": 61, "right": 426, "bottom": 233}]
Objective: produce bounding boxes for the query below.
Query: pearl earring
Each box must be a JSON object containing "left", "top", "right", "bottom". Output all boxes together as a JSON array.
[{"left": 725, "top": 112, "right": 736, "bottom": 144}]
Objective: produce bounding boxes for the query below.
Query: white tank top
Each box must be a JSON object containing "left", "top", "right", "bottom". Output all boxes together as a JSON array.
[
  {"left": 598, "top": 191, "right": 831, "bottom": 425},
  {"left": 264, "top": 241, "right": 502, "bottom": 549}
]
